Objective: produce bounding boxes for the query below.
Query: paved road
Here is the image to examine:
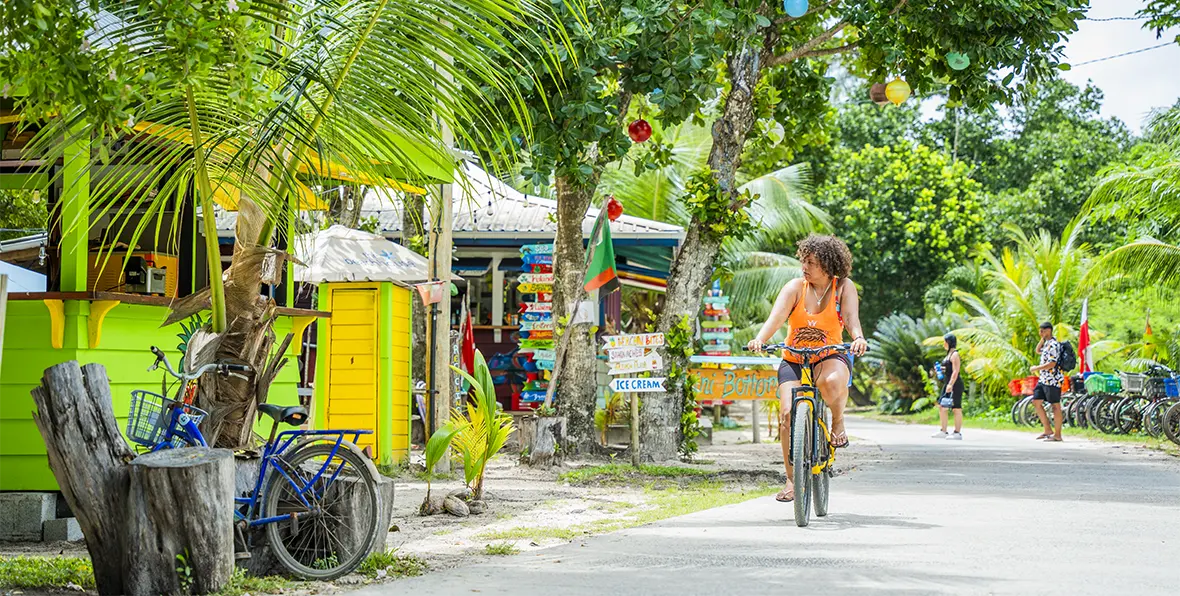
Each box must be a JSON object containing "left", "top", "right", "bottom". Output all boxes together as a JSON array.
[{"left": 351, "top": 417, "right": 1180, "bottom": 596}]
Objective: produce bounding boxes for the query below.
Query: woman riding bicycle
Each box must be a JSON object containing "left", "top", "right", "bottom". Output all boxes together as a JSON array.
[{"left": 745, "top": 234, "right": 867, "bottom": 503}]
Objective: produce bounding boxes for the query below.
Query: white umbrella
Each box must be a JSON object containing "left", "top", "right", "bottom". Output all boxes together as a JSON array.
[{"left": 292, "top": 225, "right": 433, "bottom": 285}]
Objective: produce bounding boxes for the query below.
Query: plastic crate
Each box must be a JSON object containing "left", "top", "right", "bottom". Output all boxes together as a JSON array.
[
  {"left": 1020, "top": 376, "right": 1039, "bottom": 396},
  {"left": 1008, "top": 379, "right": 1024, "bottom": 397},
  {"left": 1084, "top": 373, "right": 1121, "bottom": 394},
  {"left": 1119, "top": 372, "right": 1147, "bottom": 394},
  {"left": 1166, "top": 378, "right": 1180, "bottom": 398}
]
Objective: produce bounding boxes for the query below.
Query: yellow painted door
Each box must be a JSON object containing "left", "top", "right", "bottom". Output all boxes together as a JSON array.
[
  {"left": 389, "top": 287, "right": 413, "bottom": 460},
  {"left": 327, "top": 289, "right": 378, "bottom": 452}
]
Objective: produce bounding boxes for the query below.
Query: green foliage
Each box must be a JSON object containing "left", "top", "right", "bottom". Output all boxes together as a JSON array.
[
  {"left": 424, "top": 422, "right": 467, "bottom": 498},
  {"left": 0, "top": 189, "right": 47, "bottom": 241},
  {"left": 558, "top": 463, "right": 712, "bottom": 485},
  {"left": 816, "top": 142, "right": 989, "bottom": 328},
  {"left": 214, "top": 568, "right": 291, "bottom": 596},
  {"left": 663, "top": 315, "right": 699, "bottom": 457},
  {"left": 357, "top": 549, "right": 428, "bottom": 579},
  {"left": 484, "top": 543, "right": 520, "bottom": 556},
  {"left": 175, "top": 550, "right": 194, "bottom": 593},
  {"left": 1141, "top": 1, "right": 1180, "bottom": 44},
  {"left": 684, "top": 169, "right": 756, "bottom": 243},
  {"left": 864, "top": 313, "right": 949, "bottom": 405},
  {"left": 0, "top": 556, "right": 94, "bottom": 591},
  {"left": 450, "top": 350, "right": 515, "bottom": 499}
]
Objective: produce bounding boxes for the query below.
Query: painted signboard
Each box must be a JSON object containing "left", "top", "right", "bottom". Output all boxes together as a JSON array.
[
  {"left": 609, "top": 377, "right": 666, "bottom": 393},
  {"left": 691, "top": 368, "right": 780, "bottom": 401}
]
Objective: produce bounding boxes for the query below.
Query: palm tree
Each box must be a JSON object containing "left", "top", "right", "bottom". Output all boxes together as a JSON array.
[
  {"left": 13, "top": 0, "right": 558, "bottom": 447},
  {"left": 1082, "top": 106, "right": 1180, "bottom": 291}
]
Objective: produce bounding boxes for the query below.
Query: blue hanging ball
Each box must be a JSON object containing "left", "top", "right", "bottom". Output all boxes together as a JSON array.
[{"left": 784, "top": 0, "right": 808, "bottom": 18}]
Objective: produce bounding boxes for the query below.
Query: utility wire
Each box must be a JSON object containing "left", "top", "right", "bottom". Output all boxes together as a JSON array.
[
  {"left": 1087, "top": 15, "right": 1148, "bottom": 22},
  {"left": 1073, "top": 42, "right": 1173, "bottom": 67}
]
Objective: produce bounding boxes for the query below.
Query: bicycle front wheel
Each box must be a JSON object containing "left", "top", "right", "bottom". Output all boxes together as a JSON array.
[
  {"left": 263, "top": 441, "right": 381, "bottom": 580},
  {"left": 812, "top": 408, "right": 830, "bottom": 518},
  {"left": 791, "top": 400, "right": 814, "bottom": 528},
  {"left": 1163, "top": 402, "right": 1180, "bottom": 446}
]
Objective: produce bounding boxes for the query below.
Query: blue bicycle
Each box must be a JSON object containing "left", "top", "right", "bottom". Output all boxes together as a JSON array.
[{"left": 126, "top": 347, "right": 381, "bottom": 580}]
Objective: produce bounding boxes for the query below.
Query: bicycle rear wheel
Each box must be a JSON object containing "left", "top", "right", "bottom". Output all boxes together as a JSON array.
[
  {"left": 1163, "top": 402, "right": 1180, "bottom": 446},
  {"left": 263, "top": 441, "right": 381, "bottom": 580},
  {"left": 813, "top": 408, "right": 831, "bottom": 518},
  {"left": 791, "top": 400, "right": 813, "bottom": 528},
  {"left": 1092, "top": 396, "right": 1121, "bottom": 435}
]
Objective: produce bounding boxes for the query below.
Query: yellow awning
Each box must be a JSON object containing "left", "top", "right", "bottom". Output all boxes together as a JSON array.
[{"left": 211, "top": 178, "right": 329, "bottom": 212}]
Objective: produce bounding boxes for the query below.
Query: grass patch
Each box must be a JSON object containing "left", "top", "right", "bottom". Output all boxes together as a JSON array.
[
  {"left": 483, "top": 543, "right": 520, "bottom": 556},
  {"left": 0, "top": 556, "right": 94, "bottom": 591},
  {"left": 559, "top": 463, "right": 714, "bottom": 486},
  {"left": 475, "top": 526, "right": 584, "bottom": 541},
  {"left": 214, "top": 569, "right": 292, "bottom": 596},
  {"left": 863, "top": 410, "right": 1180, "bottom": 455},
  {"left": 357, "top": 549, "right": 428, "bottom": 579}
]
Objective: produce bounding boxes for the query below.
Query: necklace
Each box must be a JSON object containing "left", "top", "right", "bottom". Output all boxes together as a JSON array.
[{"left": 809, "top": 277, "right": 832, "bottom": 310}]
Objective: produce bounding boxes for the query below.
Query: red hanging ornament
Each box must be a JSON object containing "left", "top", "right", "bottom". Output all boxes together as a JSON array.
[
  {"left": 627, "top": 119, "right": 652, "bottom": 143},
  {"left": 606, "top": 196, "right": 624, "bottom": 221}
]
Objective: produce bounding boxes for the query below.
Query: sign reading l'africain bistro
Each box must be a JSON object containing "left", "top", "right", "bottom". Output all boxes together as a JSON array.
[{"left": 692, "top": 368, "right": 779, "bottom": 401}]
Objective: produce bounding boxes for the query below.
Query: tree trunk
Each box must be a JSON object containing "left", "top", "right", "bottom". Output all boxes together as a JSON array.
[
  {"left": 30, "top": 362, "right": 134, "bottom": 595},
  {"left": 647, "top": 43, "right": 769, "bottom": 461},
  {"left": 402, "top": 192, "right": 428, "bottom": 391},
  {"left": 125, "top": 449, "right": 235, "bottom": 596},
  {"left": 517, "top": 415, "right": 566, "bottom": 468},
  {"left": 552, "top": 175, "right": 599, "bottom": 454}
]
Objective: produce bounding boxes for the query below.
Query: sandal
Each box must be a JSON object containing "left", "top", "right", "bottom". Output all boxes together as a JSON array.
[
  {"left": 831, "top": 431, "right": 849, "bottom": 449},
  {"left": 1034, "top": 433, "right": 1052, "bottom": 440},
  {"left": 775, "top": 487, "right": 795, "bottom": 502}
]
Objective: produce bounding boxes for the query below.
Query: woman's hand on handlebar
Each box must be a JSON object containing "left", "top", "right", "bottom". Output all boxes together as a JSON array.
[
  {"left": 850, "top": 336, "right": 868, "bottom": 357},
  {"left": 746, "top": 338, "right": 766, "bottom": 353}
]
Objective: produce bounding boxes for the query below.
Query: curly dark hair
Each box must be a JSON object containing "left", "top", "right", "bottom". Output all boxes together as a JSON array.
[{"left": 796, "top": 234, "right": 852, "bottom": 279}]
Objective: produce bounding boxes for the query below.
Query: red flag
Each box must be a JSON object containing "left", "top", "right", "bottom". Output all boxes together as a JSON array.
[
  {"left": 1145, "top": 310, "right": 1153, "bottom": 337},
  {"left": 1078, "top": 299, "right": 1092, "bottom": 374},
  {"left": 460, "top": 300, "right": 476, "bottom": 376}
]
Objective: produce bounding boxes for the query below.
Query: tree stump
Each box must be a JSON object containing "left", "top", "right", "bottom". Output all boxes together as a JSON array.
[
  {"left": 30, "top": 362, "right": 135, "bottom": 595},
  {"left": 519, "top": 415, "right": 565, "bottom": 468},
  {"left": 125, "top": 448, "right": 235, "bottom": 596}
]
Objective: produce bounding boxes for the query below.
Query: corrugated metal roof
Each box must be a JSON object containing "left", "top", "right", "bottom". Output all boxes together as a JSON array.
[{"left": 217, "top": 161, "right": 684, "bottom": 242}]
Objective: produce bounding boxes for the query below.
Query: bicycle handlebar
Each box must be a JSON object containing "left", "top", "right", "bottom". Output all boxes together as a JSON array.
[
  {"left": 148, "top": 346, "right": 251, "bottom": 381},
  {"left": 744, "top": 342, "right": 861, "bottom": 356}
]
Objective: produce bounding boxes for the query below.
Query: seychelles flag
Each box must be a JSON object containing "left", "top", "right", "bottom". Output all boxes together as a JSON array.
[
  {"left": 582, "top": 206, "right": 620, "bottom": 293},
  {"left": 1078, "top": 299, "right": 1093, "bottom": 373}
]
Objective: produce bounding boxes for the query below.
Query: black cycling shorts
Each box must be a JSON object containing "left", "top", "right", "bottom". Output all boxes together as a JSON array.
[
  {"left": 777, "top": 354, "right": 851, "bottom": 385},
  {"left": 1032, "top": 383, "right": 1062, "bottom": 404}
]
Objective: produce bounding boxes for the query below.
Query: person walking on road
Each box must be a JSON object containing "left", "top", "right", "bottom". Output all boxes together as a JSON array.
[
  {"left": 1031, "top": 322, "right": 1065, "bottom": 441},
  {"left": 933, "top": 333, "right": 964, "bottom": 440}
]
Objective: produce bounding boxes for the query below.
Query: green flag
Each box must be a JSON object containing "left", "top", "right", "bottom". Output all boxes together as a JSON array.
[{"left": 583, "top": 208, "right": 620, "bottom": 293}]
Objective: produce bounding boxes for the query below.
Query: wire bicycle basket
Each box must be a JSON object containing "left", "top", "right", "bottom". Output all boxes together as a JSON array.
[{"left": 127, "top": 390, "right": 207, "bottom": 448}]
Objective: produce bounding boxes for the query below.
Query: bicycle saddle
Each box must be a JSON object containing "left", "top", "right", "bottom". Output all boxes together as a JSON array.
[{"left": 258, "top": 403, "right": 308, "bottom": 426}]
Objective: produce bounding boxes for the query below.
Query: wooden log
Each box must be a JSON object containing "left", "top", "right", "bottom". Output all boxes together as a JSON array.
[
  {"left": 519, "top": 415, "right": 565, "bottom": 468},
  {"left": 125, "top": 448, "right": 235, "bottom": 596},
  {"left": 30, "top": 362, "right": 135, "bottom": 595}
]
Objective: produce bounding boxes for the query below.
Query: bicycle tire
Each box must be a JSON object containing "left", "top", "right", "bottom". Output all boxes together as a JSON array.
[
  {"left": 1021, "top": 396, "right": 1041, "bottom": 427},
  {"left": 813, "top": 407, "right": 831, "bottom": 518},
  {"left": 1092, "top": 396, "right": 1121, "bottom": 435},
  {"left": 263, "top": 441, "right": 381, "bottom": 580},
  {"left": 791, "top": 401, "right": 813, "bottom": 528},
  {"left": 1163, "top": 402, "right": 1180, "bottom": 446},
  {"left": 1086, "top": 395, "right": 1109, "bottom": 431},
  {"left": 1010, "top": 398, "right": 1023, "bottom": 426},
  {"left": 1116, "top": 397, "right": 1147, "bottom": 434},
  {"left": 1141, "top": 401, "right": 1166, "bottom": 438}
]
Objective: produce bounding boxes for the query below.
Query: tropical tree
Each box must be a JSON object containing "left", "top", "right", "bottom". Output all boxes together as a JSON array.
[
  {"left": 640, "top": 0, "right": 1088, "bottom": 460},
  {"left": 948, "top": 223, "right": 1105, "bottom": 395},
  {"left": 1082, "top": 106, "right": 1180, "bottom": 292},
  {"left": 3, "top": 0, "right": 554, "bottom": 447},
  {"left": 864, "top": 313, "right": 952, "bottom": 412}
]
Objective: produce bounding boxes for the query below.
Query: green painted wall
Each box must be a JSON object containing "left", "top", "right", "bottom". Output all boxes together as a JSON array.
[{"left": 0, "top": 300, "right": 302, "bottom": 491}]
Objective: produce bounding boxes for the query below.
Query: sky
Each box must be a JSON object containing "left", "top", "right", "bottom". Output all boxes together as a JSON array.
[{"left": 1062, "top": 0, "right": 1180, "bottom": 132}]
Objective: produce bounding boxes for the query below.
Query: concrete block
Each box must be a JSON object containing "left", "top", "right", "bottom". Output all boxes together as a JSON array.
[
  {"left": 43, "top": 517, "right": 84, "bottom": 542},
  {"left": 0, "top": 492, "right": 55, "bottom": 541},
  {"left": 371, "top": 474, "right": 396, "bottom": 555},
  {"left": 55, "top": 493, "right": 73, "bottom": 519}
]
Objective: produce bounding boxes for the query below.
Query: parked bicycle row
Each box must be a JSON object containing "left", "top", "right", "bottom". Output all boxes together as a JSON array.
[{"left": 1009, "top": 365, "right": 1180, "bottom": 445}]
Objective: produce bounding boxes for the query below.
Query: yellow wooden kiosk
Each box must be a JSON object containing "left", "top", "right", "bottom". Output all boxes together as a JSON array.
[{"left": 295, "top": 225, "right": 429, "bottom": 469}]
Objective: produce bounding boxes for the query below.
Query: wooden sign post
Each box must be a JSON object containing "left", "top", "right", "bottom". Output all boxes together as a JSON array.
[{"left": 604, "top": 334, "right": 665, "bottom": 467}]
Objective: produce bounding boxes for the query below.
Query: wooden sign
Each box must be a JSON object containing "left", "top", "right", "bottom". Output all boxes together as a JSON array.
[
  {"left": 521, "top": 243, "right": 554, "bottom": 254},
  {"left": 609, "top": 377, "right": 666, "bottom": 393},
  {"left": 602, "top": 333, "right": 665, "bottom": 350},
  {"left": 520, "top": 321, "right": 554, "bottom": 331},
  {"left": 518, "top": 273, "right": 555, "bottom": 284},
  {"left": 523, "top": 253, "right": 553, "bottom": 265},
  {"left": 519, "top": 390, "right": 547, "bottom": 401},
  {"left": 530, "top": 349, "right": 556, "bottom": 361},
  {"left": 703, "top": 295, "right": 730, "bottom": 304},
  {"left": 517, "top": 283, "right": 553, "bottom": 294},
  {"left": 521, "top": 330, "right": 553, "bottom": 340},
  {"left": 700, "top": 321, "right": 730, "bottom": 329},
  {"left": 606, "top": 346, "right": 647, "bottom": 361},
  {"left": 521, "top": 312, "right": 552, "bottom": 322},
  {"left": 521, "top": 301, "right": 552, "bottom": 313},
  {"left": 701, "top": 331, "right": 733, "bottom": 341},
  {"left": 520, "top": 339, "right": 554, "bottom": 350},
  {"left": 535, "top": 359, "right": 554, "bottom": 370},
  {"left": 608, "top": 353, "right": 664, "bottom": 375},
  {"left": 692, "top": 368, "right": 780, "bottom": 401}
]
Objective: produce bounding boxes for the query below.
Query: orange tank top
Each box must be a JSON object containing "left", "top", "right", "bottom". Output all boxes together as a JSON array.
[{"left": 783, "top": 277, "right": 844, "bottom": 364}]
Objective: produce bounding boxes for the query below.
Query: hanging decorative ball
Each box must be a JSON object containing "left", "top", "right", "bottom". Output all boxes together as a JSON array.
[
  {"left": 946, "top": 52, "right": 970, "bottom": 71},
  {"left": 869, "top": 82, "right": 889, "bottom": 105},
  {"left": 783, "top": 0, "right": 808, "bottom": 18},
  {"left": 606, "top": 196, "right": 624, "bottom": 221},
  {"left": 627, "top": 119, "right": 652, "bottom": 143},
  {"left": 885, "top": 77, "right": 911, "bottom": 105}
]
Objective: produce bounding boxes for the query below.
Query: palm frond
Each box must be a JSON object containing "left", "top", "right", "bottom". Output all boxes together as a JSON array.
[
  {"left": 1082, "top": 239, "right": 1180, "bottom": 292},
  {"left": 723, "top": 251, "right": 801, "bottom": 313}
]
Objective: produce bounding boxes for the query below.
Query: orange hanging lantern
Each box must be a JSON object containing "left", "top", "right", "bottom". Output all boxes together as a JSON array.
[{"left": 885, "top": 77, "right": 911, "bottom": 106}]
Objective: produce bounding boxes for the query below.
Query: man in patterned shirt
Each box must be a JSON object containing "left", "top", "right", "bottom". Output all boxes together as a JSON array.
[{"left": 1030, "top": 321, "right": 1065, "bottom": 441}]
